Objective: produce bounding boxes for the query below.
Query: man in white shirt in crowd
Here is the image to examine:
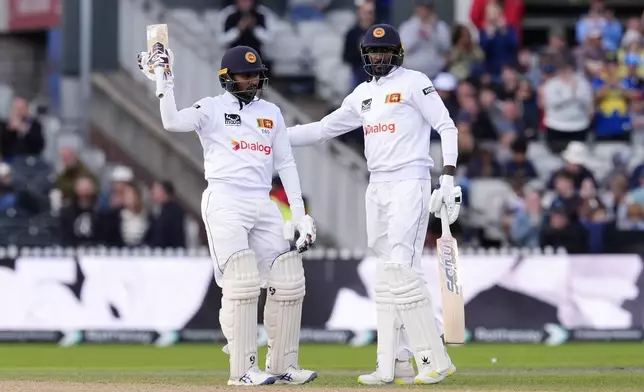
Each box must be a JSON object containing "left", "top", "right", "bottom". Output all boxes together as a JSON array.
[
  {"left": 288, "top": 24, "right": 461, "bottom": 385},
  {"left": 138, "top": 45, "right": 316, "bottom": 386},
  {"left": 398, "top": 0, "right": 451, "bottom": 79}
]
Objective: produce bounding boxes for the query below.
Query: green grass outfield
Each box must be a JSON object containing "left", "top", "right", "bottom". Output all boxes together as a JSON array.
[{"left": 0, "top": 343, "right": 643, "bottom": 390}]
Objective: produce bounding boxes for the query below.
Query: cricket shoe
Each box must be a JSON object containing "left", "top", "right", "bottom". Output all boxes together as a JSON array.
[
  {"left": 414, "top": 354, "right": 457, "bottom": 384},
  {"left": 357, "top": 360, "right": 415, "bottom": 385},
  {"left": 227, "top": 366, "right": 276, "bottom": 386},
  {"left": 269, "top": 365, "right": 318, "bottom": 385}
]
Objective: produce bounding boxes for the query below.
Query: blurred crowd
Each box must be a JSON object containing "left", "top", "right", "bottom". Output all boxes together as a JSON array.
[
  {"left": 217, "top": 0, "right": 644, "bottom": 253},
  {"left": 0, "top": 95, "right": 187, "bottom": 248}
]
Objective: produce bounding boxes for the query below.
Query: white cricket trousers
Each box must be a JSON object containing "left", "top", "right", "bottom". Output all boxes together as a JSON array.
[
  {"left": 201, "top": 190, "right": 290, "bottom": 288},
  {"left": 366, "top": 179, "right": 431, "bottom": 273},
  {"left": 366, "top": 178, "right": 432, "bottom": 360}
]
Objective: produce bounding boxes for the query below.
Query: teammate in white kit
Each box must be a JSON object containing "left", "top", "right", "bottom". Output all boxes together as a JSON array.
[
  {"left": 288, "top": 24, "right": 462, "bottom": 385},
  {"left": 138, "top": 46, "right": 318, "bottom": 386}
]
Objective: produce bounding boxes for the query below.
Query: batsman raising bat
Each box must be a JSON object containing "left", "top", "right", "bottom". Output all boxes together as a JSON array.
[
  {"left": 288, "top": 24, "right": 462, "bottom": 385},
  {"left": 138, "top": 45, "right": 317, "bottom": 386}
]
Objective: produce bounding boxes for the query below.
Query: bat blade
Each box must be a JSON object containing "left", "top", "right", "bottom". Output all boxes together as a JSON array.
[
  {"left": 437, "top": 232, "right": 465, "bottom": 344},
  {"left": 146, "top": 24, "right": 169, "bottom": 98}
]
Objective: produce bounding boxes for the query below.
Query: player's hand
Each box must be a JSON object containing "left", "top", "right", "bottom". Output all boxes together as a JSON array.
[
  {"left": 429, "top": 175, "right": 462, "bottom": 224},
  {"left": 137, "top": 48, "right": 174, "bottom": 81},
  {"left": 283, "top": 215, "right": 317, "bottom": 253}
]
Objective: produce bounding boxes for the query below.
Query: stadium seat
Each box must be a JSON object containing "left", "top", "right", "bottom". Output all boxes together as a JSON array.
[{"left": 467, "top": 179, "right": 514, "bottom": 241}]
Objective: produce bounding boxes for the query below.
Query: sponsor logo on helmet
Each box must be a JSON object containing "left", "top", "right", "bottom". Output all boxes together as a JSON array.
[
  {"left": 373, "top": 27, "right": 385, "bottom": 38},
  {"left": 385, "top": 93, "right": 402, "bottom": 103},
  {"left": 245, "top": 52, "right": 257, "bottom": 63},
  {"left": 218, "top": 68, "right": 228, "bottom": 76},
  {"left": 364, "top": 123, "right": 396, "bottom": 135},
  {"left": 231, "top": 140, "right": 272, "bottom": 155}
]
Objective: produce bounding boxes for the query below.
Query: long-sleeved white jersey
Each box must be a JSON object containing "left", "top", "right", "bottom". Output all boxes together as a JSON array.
[
  {"left": 159, "top": 88, "right": 305, "bottom": 220},
  {"left": 288, "top": 67, "right": 458, "bottom": 182}
]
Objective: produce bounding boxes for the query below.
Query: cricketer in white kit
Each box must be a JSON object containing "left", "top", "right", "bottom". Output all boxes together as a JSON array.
[
  {"left": 138, "top": 45, "right": 317, "bottom": 386},
  {"left": 288, "top": 24, "right": 462, "bottom": 385}
]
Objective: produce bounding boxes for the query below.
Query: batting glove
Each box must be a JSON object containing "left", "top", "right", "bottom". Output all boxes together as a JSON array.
[
  {"left": 137, "top": 48, "right": 174, "bottom": 82},
  {"left": 283, "top": 215, "right": 317, "bottom": 253},
  {"left": 429, "top": 175, "right": 462, "bottom": 224}
]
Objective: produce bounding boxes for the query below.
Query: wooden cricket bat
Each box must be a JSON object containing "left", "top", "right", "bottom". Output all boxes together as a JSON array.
[
  {"left": 436, "top": 206, "right": 465, "bottom": 344},
  {"left": 146, "top": 24, "right": 169, "bottom": 99}
]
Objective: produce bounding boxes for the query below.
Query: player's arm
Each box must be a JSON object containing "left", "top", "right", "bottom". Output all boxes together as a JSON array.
[
  {"left": 410, "top": 76, "right": 458, "bottom": 175},
  {"left": 273, "top": 112, "right": 316, "bottom": 252},
  {"left": 138, "top": 49, "right": 209, "bottom": 132},
  {"left": 160, "top": 92, "right": 210, "bottom": 133},
  {"left": 288, "top": 94, "right": 362, "bottom": 146},
  {"left": 411, "top": 75, "right": 462, "bottom": 223}
]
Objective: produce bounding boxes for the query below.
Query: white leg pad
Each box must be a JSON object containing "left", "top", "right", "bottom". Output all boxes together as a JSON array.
[
  {"left": 374, "top": 263, "right": 400, "bottom": 383},
  {"left": 384, "top": 263, "right": 449, "bottom": 373},
  {"left": 220, "top": 249, "right": 262, "bottom": 381},
  {"left": 264, "top": 251, "right": 306, "bottom": 374}
]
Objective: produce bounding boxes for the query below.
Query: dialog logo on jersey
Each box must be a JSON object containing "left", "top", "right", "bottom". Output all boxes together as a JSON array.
[
  {"left": 231, "top": 140, "right": 272, "bottom": 155},
  {"left": 364, "top": 123, "right": 396, "bottom": 135}
]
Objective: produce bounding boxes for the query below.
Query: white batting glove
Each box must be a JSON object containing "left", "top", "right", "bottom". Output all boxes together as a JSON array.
[
  {"left": 137, "top": 48, "right": 174, "bottom": 82},
  {"left": 283, "top": 215, "right": 317, "bottom": 253},
  {"left": 429, "top": 175, "right": 462, "bottom": 224}
]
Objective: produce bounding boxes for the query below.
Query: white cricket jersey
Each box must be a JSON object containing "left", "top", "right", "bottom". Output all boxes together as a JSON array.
[
  {"left": 288, "top": 67, "right": 458, "bottom": 182},
  {"left": 159, "top": 89, "right": 305, "bottom": 220}
]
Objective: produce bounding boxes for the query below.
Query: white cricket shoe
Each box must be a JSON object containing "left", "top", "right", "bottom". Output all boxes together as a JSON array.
[
  {"left": 357, "top": 360, "right": 415, "bottom": 385},
  {"left": 269, "top": 365, "right": 318, "bottom": 385},
  {"left": 227, "top": 366, "right": 276, "bottom": 386},
  {"left": 413, "top": 352, "right": 456, "bottom": 384}
]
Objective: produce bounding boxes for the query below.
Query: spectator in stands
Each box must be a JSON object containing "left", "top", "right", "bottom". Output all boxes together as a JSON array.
[
  {"left": 469, "top": 87, "right": 498, "bottom": 141},
  {"left": 540, "top": 206, "right": 588, "bottom": 253},
  {"left": 398, "top": 0, "right": 451, "bottom": 79},
  {"left": 59, "top": 176, "right": 98, "bottom": 246},
  {"left": 576, "top": 0, "right": 622, "bottom": 52},
  {"left": 508, "top": 188, "right": 542, "bottom": 247},
  {"left": 616, "top": 186, "right": 644, "bottom": 230},
  {"left": 146, "top": 180, "right": 185, "bottom": 248},
  {"left": 97, "top": 182, "right": 149, "bottom": 247},
  {"left": 55, "top": 146, "right": 96, "bottom": 203},
  {"left": 602, "top": 172, "right": 629, "bottom": 219},
  {"left": 601, "top": 151, "right": 631, "bottom": 189},
  {"left": 0, "top": 97, "right": 44, "bottom": 161},
  {"left": 218, "top": 0, "right": 275, "bottom": 69},
  {"left": 97, "top": 165, "right": 134, "bottom": 212},
  {"left": 517, "top": 48, "right": 541, "bottom": 87},
  {"left": 489, "top": 99, "right": 521, "bottom": 153},
  {"left": 448, "top": 24, "right": 485, "bottom": 81},
  {"left": 478, "top": 2, "right": 518, "bottom": 80},
  {"left": 575, "top": 28, "right": 607, "bottom": 78},
  {"left": 504, "top": 139, "right": 537, "bottom": 180},
  {"left": 619, "top": 20, "right": 643, "bottom": 78},
  {"left": 631, "top": 162, "right": 644, "bottom": 189},
  {"left": 466, "top": 146, "right": 502, "bottom": 178},
  {"left": 541, "top": 57, "right": 593, "bottom": 153},
  {"left": 288, "top": 0, "right": 331, "bottom": 21},
  {"left": 0, "top": 163, "right": 17, "bottom": 212},
  {"left": 494, "top": 65, "right": 520, "bottom": 100},
  {"left": 579, "top": 197, "right": 610, "bottom": 253},
  {"left": 548, "top": 170, "right": 582, "bottom": 219},
  {"left": 470, "top": 0, "right": 524, "bottom": 43},
  {"left": 592, "top": 54, "right": 633, "bottom": 142},
  {"left": 343, "top": 0, "right": 375, "bottom": 87},
  {"left": 548, "top": 142, "right": 597, "bottom": 190},
  {"left": 516, "top": 78, "right": 539, "bottom": 140}
]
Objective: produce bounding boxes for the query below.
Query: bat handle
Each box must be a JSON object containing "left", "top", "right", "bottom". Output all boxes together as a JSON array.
[
  {"left": 154, "top": 67, "right": 165, "bottom": 98},
  {"left": 440, "top": 206, "right": 451, "bottom": 236}
]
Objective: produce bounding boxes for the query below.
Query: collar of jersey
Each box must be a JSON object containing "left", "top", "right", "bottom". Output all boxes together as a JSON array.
[
  {"left": 223, "top": 91, "right": 260, "bottom": 108},
  {"left": 371, "top": 67, "right": 402, "bottom": 85}
]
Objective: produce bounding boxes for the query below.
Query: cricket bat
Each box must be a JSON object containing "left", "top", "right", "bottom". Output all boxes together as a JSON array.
[
  {"left": 436, "top": 206, "right": 465, "bottom": 344},
  {"left": 146, "top": 24, "right": 169, "bottom": 99}
]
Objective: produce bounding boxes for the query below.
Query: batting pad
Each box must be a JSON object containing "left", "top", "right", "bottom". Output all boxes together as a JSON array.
[
  {"left": 264, "top": 251, "right": 306, "bottom": 374},
  {"left": 220, "top": 249, "right": 262, "bottom": 380},
  {"left": 384, "top": 263, "right": 450, "bottom": 373},
  {"left": 374, "top": 263, "right": 401, "bottom": 383}
]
